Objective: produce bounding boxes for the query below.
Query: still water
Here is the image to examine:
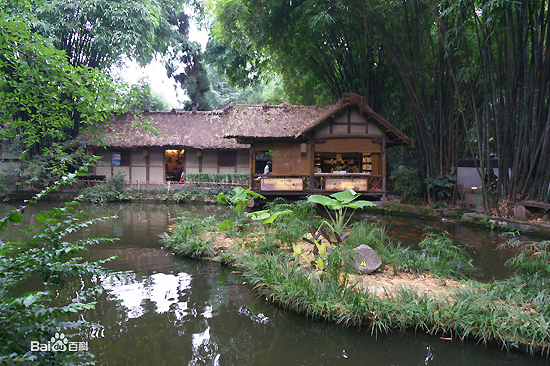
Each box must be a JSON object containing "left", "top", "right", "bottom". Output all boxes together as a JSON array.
[{"left": 1, "top": 202, "right": 548, "bottom": 365}]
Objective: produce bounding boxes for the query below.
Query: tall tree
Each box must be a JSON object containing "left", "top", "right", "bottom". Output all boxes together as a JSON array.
[
  {"left": 209, "top": 0, "right": 392, "bottom": 108},
  {"left": 0, "top": 11, "right": 122, "bottom": 172}
]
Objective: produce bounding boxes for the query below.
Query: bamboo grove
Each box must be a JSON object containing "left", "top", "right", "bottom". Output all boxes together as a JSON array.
[{"left": 211, "top": 0, "right": 550, "bottom": 205}]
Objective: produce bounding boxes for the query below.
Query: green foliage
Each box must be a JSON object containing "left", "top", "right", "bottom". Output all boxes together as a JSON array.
[
  {"left": 263, "top": 199, "right": 320, "bottom": 248},
  {"left": 183, "top": 173, "right": 248, "bottom": 185},
  {"left": 125, "top": 79, "right": 168, "bottom": 111},
  {"left": 172, "top": 187, "right": 231, "bottom": 203},
  {"left": 424, "top": 174, "right": 456, "bottom": 203},
  {"left": 159, "top": 216, "right": 217, "bottom": 258},
  {"left": 0, "top": 13, "right": 122, "bottom": 159},
  {"left": 203, "top": 64, "right": 266, "bottom": 109},
  {"left": 0, "top": 181, "right": 117, "bottom": 364},
  {"left": 209, "top": 0, "right": 378, "bottom": 106},
  {"left": 413, "top": 231, "right": 477, "bottom": 278},
  {"left": 0, "top": 163, "right": 23, "bottom": 201},
  {"left": 217, "top": 187, "right": 265, "bottom": 221},
  {"left": 389, "top": 168, "right": 421, "bottom": 203},
  {"left": 307, "top": 189, "right": 372, "bottom": 236},
  {"left": 500, "top": 240, "right": 550, "bottom": 280},
  {"left": 82, "top": 171, "right": 133, "bottom": 203}
]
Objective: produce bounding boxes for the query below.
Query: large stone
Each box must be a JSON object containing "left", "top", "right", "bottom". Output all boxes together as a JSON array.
[
  {"left": 351, "top": 244, "right": 382, "bottom": 274},
  {"left": 513, "top": 204, "right": 526, "bottom": 221}
]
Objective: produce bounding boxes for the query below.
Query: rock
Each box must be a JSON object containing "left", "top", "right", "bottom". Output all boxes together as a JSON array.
[
  {"left": 513, "top": 204, "right": 526, "bottom": 221},
  {"left": 351, "top": 244, "right": 382, "bottom": 274}
]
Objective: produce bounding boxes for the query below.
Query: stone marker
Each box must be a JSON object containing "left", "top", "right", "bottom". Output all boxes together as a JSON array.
[
  {"left": 513, "top": 204, "right": 526, "bottom": 221},
  {"left": 351, "top": 244, "right": 382, "bottom": 274}
]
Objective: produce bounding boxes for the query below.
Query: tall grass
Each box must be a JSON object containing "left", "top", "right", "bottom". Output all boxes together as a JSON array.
[
  {"left": 233, "top": 250, "right": 549, "bottom": 356},
  {"left": 159, "top": 216, "right": 217, "bottom": 258}
]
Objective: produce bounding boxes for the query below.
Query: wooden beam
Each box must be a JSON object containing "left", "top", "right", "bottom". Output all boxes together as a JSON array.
[
  {"left": 146, "top": 149, "right": 150, "bottom": 182},
  {"left": 347, "top": 106, "right": 352, "bottom": 134},
  {"left": 381, "top": 133, "right": 387, "bottom": 199},
  {"left": 315, "top": 133, "right": 383, "bottom": 140},
  {"left": 309, "top": 140, "right": 315, "bottom": 192},
  {"left": 249, "top": 144, "right": 255, "bottom": 189}
]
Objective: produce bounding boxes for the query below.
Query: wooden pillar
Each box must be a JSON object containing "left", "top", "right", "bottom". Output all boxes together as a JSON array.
[
  {"left": 110, "top": 149, "right": 114, "bottom": 177},
  {"left": 249, "top": 144, "right": 255, "bottom": 189},
  {"left": 347, "top": 106, "right": 352, "bottom": 134},
  {"left": 145, "top": 149, "right": 150, "bottom": 182},
  {"left": 309, "top": 140, "right": 315, "bottom": 192},
  {"left": 381, "top": 133, "right": 387, "bottom": 199},
  {"left": 128, "top": 149, "right": 132, "bottom": 182},
  {"left": 197, "top": 150, "right": 203, "bottom": 173}
]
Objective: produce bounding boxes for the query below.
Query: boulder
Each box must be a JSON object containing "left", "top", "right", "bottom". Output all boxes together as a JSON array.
[
  {"left": 351, "top": 244, "right": 382, "bottom": 274},
  {"left": 513, "top": 204, "right": 526, "bottom": 221}
]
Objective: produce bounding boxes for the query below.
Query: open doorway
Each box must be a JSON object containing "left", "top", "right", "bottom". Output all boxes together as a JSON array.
[
  {"left": 255, "top": 150, "right": 273, "bottom": 174},
  {"left": 165, "top": 149, "right": 185, "bottom": 181}
]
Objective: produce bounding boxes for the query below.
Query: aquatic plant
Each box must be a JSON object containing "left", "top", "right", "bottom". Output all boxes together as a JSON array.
[
  {"left": 248, "top": 208, "right": 293, "bottom": 253},
  {"left": 307, "top": 189, "right": 372, "bottom": 236},
  {"left": 218, "top": 187, "right": 266, "bottom": 229},
  {"left": 500, "top": 240, "right": 550, "bottom": 278},
  {"left": 264, "top": 199, "right": 320, "bottom": 248}
]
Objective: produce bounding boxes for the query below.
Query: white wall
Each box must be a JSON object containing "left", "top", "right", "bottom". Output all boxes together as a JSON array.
[{"left": 457, "top": 167, "right": 502, "bottom": 188}]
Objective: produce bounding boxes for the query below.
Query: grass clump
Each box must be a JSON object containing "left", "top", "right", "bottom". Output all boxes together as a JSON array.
[{"left": 159, "top": 216, "right": 217, "bottom": 258}]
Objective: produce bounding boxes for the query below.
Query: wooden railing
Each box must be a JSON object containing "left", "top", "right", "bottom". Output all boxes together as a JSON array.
[
  {"left": 124, "top": 180, "right": 247, "bottom": 191},
  {"left": 251, "top": 173, "right": 384, "bottom": 192}
]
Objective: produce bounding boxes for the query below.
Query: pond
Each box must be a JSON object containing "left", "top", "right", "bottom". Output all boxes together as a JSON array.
[{"left": 1, "top": 201, "right": 548, "bottom": 365}]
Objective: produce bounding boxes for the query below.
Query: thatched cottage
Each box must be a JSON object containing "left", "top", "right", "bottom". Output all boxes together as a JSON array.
[
  {"left": 89, "top": 109, "right": 249, "bottom": 183},
  {"left": 89, "top": 93, "right": 411, "bottom": 195},
  {"left": 224, "top": 93, "right": 413, "bottom": 196}
]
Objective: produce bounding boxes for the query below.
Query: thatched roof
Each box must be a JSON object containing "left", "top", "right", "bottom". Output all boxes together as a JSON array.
[
  {"left": 95, "top": 109, "right": 247, "bottom": 150},
  {"left": 225, "top": 93, "right": 413, "bottom": 146},
  {"left": 92, "top": 93, "right": 412, "bottom": 150}
]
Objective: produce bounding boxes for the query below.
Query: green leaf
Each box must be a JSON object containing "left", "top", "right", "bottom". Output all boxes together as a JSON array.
[
  {"left": 36, "top": 213, "right": 49, "bottom": 223},
  {"left": 218, "top": 219, "right": 233, "bottom": 230},
  {"left": 8, "top": 212, "right": 22, "bottom": 223},
  {"left": 261, "top": 210, "right": 293, "bottom": 224},
  {"left": 23, "top": 293, "right": 39, "bottom": 307},
  {"left": 330, "top": 189, "right": 360, "bottom": 204},
  {"left": 345, "top": 200, "right": 373, "bottom": 209},
  {"left": 307, "top": 195, "right": 342, "bottom": 210},
  {"left": 217, "top": 193, "right": 230, "bottom": 205},
  {"left": 248, "top": 210, "right": 270, "bottom": 221}
]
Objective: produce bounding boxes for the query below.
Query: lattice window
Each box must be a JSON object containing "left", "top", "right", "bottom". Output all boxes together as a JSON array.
[{"left": 218, "top": 150, "right": 236, "bottom": 167}]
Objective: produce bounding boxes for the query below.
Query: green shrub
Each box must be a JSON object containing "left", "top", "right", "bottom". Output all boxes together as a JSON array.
[
  {"left": 389, "top": 168, "right": 421, "bottom": 203},
  {"left": 0, "top": 163, "right": 22, "bottom": 200},
  {"left": 183, "top": 173, "right": 248, "bottom": 185},
  {"left": 264, "top": 199, "right": 320, "bottom": 247},
  {"left": 82, "top": 171, "right": 132, "bottom": 203},
  {"left": 173, "top": 187, "right": 231, "bottom": 203},
  {"left": 412, "top": 231, "right": 477, "bottom": 278}
]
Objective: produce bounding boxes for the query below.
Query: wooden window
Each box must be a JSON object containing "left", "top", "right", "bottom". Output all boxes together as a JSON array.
[
  {"left": 112, "top": 150, "right": 130, "bottom": 166},
  {"left": 218, "top": 150, "right": 236, "bottom": 167}
]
